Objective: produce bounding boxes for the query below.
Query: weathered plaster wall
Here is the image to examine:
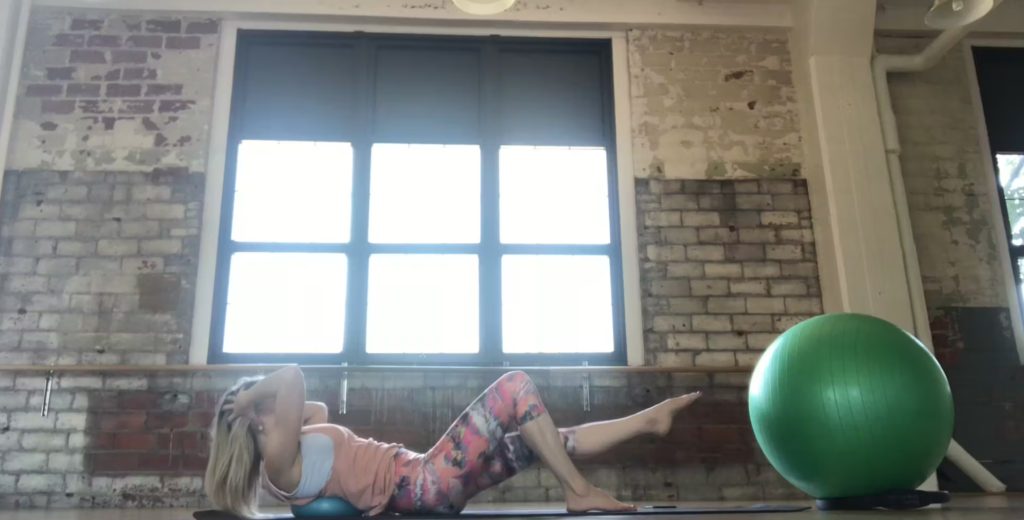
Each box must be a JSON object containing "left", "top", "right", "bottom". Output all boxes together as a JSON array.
[
  {"left": 628, "top": 30, "right": 801, "bottom": 180},
  {"left": 879, "top": 37, "right": 1006, "bottom": 310}
]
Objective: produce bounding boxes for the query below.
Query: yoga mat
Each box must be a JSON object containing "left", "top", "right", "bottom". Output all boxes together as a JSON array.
[{"left": 194, "top": 504, "right": 809, "bottom": 520}]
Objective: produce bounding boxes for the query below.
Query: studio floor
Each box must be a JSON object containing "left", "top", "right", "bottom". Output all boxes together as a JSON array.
[{"left": 3, "top": 496, "right": 1023, "bottom": 520}]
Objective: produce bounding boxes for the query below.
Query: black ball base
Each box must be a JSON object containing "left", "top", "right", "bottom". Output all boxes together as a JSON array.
[{"left": 815, "top": 490, "right": 951, "bottom": 511}]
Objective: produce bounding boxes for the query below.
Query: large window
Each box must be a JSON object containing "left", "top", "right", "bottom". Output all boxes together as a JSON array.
[
  {"left": 974, "top": 47, "right": 1024, "bottom": 318},
  {"left": 210, "top": 32, "right": 624, "bottom": 365}
]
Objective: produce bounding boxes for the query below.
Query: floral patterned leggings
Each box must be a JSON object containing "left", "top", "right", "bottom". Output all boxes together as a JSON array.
[{"left": 387, "top": 371, "right": 577, "bottom": 514}]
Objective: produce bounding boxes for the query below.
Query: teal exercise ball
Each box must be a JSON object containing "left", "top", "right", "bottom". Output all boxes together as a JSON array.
[
  {"left": 748, "top": 313, "right": 954, "bottom": 499},
  {"left": 291, "top": 498, "right": 363, "bottom": 518}
]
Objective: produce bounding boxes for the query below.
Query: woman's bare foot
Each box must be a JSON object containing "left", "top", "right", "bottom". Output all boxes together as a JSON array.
[
  {"left": 566, "top": 484, "right": 636, "bottom": 513},
  {"left": 642, "top": 392, "right": 702, "bottom": 436}
]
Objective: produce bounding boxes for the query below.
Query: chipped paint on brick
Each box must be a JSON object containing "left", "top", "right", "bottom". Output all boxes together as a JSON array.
[
  {"left": 7, "top": 9, "right": 218, "bottom": 174},
  {"left": 879, "top": 37, "right": 1006, "bottom": 310},
  {"left": 629, "top": 29, "right": 801, "bottom": 180}
]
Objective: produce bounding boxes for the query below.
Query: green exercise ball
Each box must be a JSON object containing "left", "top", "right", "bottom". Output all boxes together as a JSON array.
[
  {"left": 291, "top": 497, "right": 363, "bottom": 518},
  {"left": 748, "top": 313, "right": 954, "bottom": 499}
]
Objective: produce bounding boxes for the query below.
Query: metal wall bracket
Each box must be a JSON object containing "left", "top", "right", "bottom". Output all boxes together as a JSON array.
[
  {"left": 582, "top": 361, "right": 591, "bottom": 412},
  {"left": 41, "top": 369, "right": 54, "bottom": 417},
  {"left": 339, "top": 362, "right": 348, "bottom": 415}
]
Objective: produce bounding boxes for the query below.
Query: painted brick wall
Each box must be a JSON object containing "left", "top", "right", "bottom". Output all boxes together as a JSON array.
[
  {"left": 0, "top": 369, "right": 802, "bottom": 509},
  {"left": 628, "top": 29, "right": 801, "bottom": 180},
  {"left": 0, "top": 9, "right": 216, "bottom": 366},
  {"left": 879, "top": 36, "right": 1024, "bottom": 491},
  {"left": 636, "top": 179, "right": 821, "bottom": 368}
]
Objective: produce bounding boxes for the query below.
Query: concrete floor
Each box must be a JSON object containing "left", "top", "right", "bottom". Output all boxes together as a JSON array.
[{"left": 3, "top": 496, "right": 1023, "bottom": 520}]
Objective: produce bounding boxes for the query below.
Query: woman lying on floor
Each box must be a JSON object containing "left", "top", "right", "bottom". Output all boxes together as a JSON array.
[{"left": 205, "top": 367, "right": 701, "bottom": 518}]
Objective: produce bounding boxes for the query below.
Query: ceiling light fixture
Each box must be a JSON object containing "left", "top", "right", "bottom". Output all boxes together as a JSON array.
[{"left": 452, "top": 0, "right": 517, "bottom": 16}]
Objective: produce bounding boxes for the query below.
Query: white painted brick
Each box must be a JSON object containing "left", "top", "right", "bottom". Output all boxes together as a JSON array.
[
  {"left": 66, "top": 474, "right": 91, "bottom": 493},
  {"left": 730, "top": 280, "right": 768, "bottom": 295},
  {"left": 742, "top": 262, "right": 781, "bottom": 278},
  {"left": 35, "top": 221, "right": 76, "bottom": 238},
  {"left": 733, "top": 315, "right": 774, "bottom": 332},
  {"left": 0, "top": 373, "right": 12, "bottom": 388},
  {"left": 766, "top": 244, "right": 803, "bottom": 260},
  {"left": 746, "top": 297, "right": 786, "bottom": 314},
  {"left": 105, "top": 376, "right": 148, "bottom": 390},
  {"left": 36, "top": 258, "right": 77, "bottom": 275},
  {"left": 645, "top": 211, "right": 681, "bottom": 227},
  {"left": 97, "top": 239, "right": 139, "bottom": 256},
  {"left": 737, "top": 352, "right": 764, "bottom": 367},
  {"left": 681, "top": 211, "right": 719, "bottom": 227},
  {"left": 703, "top": 263, "right": 742, "bottom": 278},
  {"left": 79, "top": 258, "right": 123, "bottom": 274},
  {"left": 654, "top": 352, "right": 694, "bottom": 367},
  {"left": 695, "top": 352, "right": 736, "bottom": 367},
  {"left": 55, "top": 240, "right": 97, "bottom": 256},
  {"left": 140, "top": 239, "right": 182, "bottom": 255},
  {"left": 4, "top": 452, "right": 48, "bottom": 471},
  {"left": 781, "top": 262, "right": 818, "bottom": 278},
  {"left": 661, "top": 228, "right": 699, "bottom": 244},
  {"left": 760, "top": 211, "right": 799, "bottom": 226},
  {"left": 55, "top": 412, "right": 88, "bottom": 430},
  {"left": 669, "top": 297, "right": 707, "bottom": 314},
  {"left": 90, "top": 476, "right": 163, "bottom": 494},
  {"left": 666, "top": 262, "right": 704, "bottom": 278},
  {"left": 5, "top": 275, "right": 49, "bottom": 293},
  {"left": 57, "top": 375, "right": 103, "bottom": 389},
  {"left": 692, "top": 315, "right": 732, "bottom": 332},
  {"left": 708, "top": 333, "right": 747, "bottom": 350},
  {"left": 122, "top": 257, "right": 164, "bottom": 273},
  {"left": 120, "top": 221, "right": 162, "bottom": 238},
  {"left": 687, "top": 245, "right": 725, "bottom": 261},
  {"left": 707, "top": 297, "right": 746, "bottom": 314},
  {"left": 13, "top": 376, "right": 45, "bottom": 390},
  {"left": 21, "top": 433, "right": 67, "bottom": 451},
  {"left": 27, "top": 391, "right": 73, "bottom": 410},
  {"left": 0, "top": 432, "right": 21, "bottom": 450},
  {"left": 67, "top": 432, "right": 87, "bottom": 449},
  {"left": 0, "top": 391, "right": 29, "bottom": 410},
  {"left": 691, "top": 279, "right": 729, "bottom": 296},
  {"left": 747, "top": 333, "right": 780, "bottom": 349},
  {"left": 146, "top": 203, "right": 187, "bottom": 219},
  {"left": 653, "top": 316, "right": 690, "bottom": 332},
  {"left": 738, "top": 228, "right": 777, "bottom": 243},
  {"left": 785, "top": 297, "right": 823, "bottom": 314},
  {"left": 769, "top": 279, "right": 808, "bottom": 296},
  {"left": 0, "top": 475, "right": 14, "bottom": 493},
  {"left": 775, "top": 315, "right": 812, "bottom": 331},
  {"left": 21, "top": 332, "right": 61, "bottom": 349},
  {"left": 48, "top": 453, "right": 85, "bottom": 472},
  {"left": 17, "top": 473, "right": 65, "bottom": 493},
  {"left": 667, "top": 333, "right": 707, "bottom": 350},
  {"left": 10, "top": 412, "right": 56, "bottom": 430},
  {"left": 131, "top": 185, "right": 173, "bottom": 201},
  {"left": 0, "top": 257, "right": 36, "bottom": 274},
  {"left": 647, "top": 245, "right": 688, "bottom": 262}
]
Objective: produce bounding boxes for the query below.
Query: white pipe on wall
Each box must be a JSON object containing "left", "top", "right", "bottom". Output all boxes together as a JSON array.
[{"left": 871, "top": 0, "right": 1008, "bottom": 494}]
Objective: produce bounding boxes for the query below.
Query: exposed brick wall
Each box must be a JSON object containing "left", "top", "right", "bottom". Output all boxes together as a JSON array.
[
  {"left": 0, "top": 369, "right": 802, "bottom": 508},
  {"left": 9, "top": 9, "right": 218, "bottom": 173},
  {"left": 637, "top": 179, "right": 821, "bottom": 368},
  {"left": 628, "top": 29, "right": 801, "bottom": 180},
  {"left": 0, "top": 9, "right": 216, "bottom": 366},
  {"left": 879, "top": 36, "right": 1024, "bottom": 491}
]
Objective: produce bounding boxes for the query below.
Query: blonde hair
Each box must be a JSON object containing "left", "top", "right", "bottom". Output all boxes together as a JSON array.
[{"left": 205, "top": 377, "right": 264, "bottom": 518}]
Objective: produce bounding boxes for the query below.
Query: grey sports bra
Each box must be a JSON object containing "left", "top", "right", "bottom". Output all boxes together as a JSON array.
[{"left": 292, "top": 433, "right": 335, "bottom": 499}]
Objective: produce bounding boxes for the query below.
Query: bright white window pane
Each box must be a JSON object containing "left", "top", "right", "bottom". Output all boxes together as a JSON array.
[
  {"left": 500, "top": 146, "right": 610, "bottom": 245},
  {"left": 369, "top": 144, "right": 480, "bottom": 244},
  {"left": 502, "top": 255, "right": 614, "bottom": 353},
  {"left": 224, "top": 253, "right": 347, "bottom": 354},
  {"left": 233, "top": 140, "right": 353, "bottom": 243},
  {"left": 998, "top": 154, "right": 1024, "bottom": 246},
  {"left": 366, "top": 255, "right": 479, "bottom": 353}
]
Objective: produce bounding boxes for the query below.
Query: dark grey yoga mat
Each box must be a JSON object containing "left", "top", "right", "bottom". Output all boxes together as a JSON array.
[{"left": 194, "top": 505, "right": 809, "bottom": 520}]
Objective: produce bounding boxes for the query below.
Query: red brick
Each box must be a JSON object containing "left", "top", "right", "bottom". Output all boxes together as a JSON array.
[
  {"left": 89, "top": 433, "right": 115, "bottom": 450},
  {"left": 69, "top": 18, "right": 104, "bottom": 31},
  {"left": 106, "top": 83, "right": 142, "bottom": 98},
  {"left": 54, "top": 33, "right": 86, "bottom": 47},
  {"left": 145, "top": 84, "right": 183, "bottom": 97},
  {"left": 25, "top": 84, "right": 63, "bottom": 98},
  {"left": 119, "top": 391, "right": 163, "bottom": 410},
  {"left": 139, "top": 453, "right": 181, "bottom": 472},
  {"left": 182, "top": 453, "right": 209, "bottom": 473},
  {"left": 190, "top": 411, "right": 214, "bottom": 429},
  {"left": 126, "top": 35, "right": 163, "bottom": 49},
  {"left": 41, "top": 100, "right": 76, "bottom": 115},
  {"left": 146, "top": 412, "right": 190, "bottom": 430},
  {"left": 46, "top": 67, "right": 77, "bottom": 81},
  {"left": 92, "top": 453, "right": 139, "bottom": 473},
  {"left": 158, "top": 99, "right": 194, "bottom": 113},
  {"left": 699, "top": 425, "right": 747, "bottom": 444},
  {"left": 66, "top": 83, "right": 101, "bottom": 98},
  {"left": 192, "top": 391, "right": 219, "bottom": 411},
  {"left": 113, "top": 433, "right": 155, "bottom": 451},
  {"left": 111, "top": 50, "right": 148, "bottom": 65},
  {"left": 185, "top": 20, "right": 219, "bottom": 34},
  {"left": 123, "top": 67, "right": 158, "bottom": 81},
  {"left": 165, "top": 36, "right": 201, "bottom": 50},
  {"left": 145, "top": 19, "right": 182, "bottom": 34},
  {"left": 120, "top": 100, "right": 156, "bottom": 115},
  {"left": 157, "top": 431, "right": 207, "bottom": 454},
  {"left": 100, "top": 412, "right": 147, "bottom": 432},
  {"left": 91, "top": 392, "right": 121, "bottom": 410},
  {"left": 87, "top": 34, "right": 122, "bottom": 48},
  {"left": 70, "top": 49, "right": 107, "bottom": 64}
]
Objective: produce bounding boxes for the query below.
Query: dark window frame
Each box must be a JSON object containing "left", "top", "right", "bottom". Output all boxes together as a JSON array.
[
  {"left": 208, "top": 30, "right": 626, "bottom": 366},
  {"left": 973, "top": 46, "right": 1024, "bottom": 327}
]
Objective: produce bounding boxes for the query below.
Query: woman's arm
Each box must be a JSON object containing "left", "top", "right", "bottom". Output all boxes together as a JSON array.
[
  {"left": 234, "top": 366, "right": 306, "bottom": 477},
  {"left": 303, "top": 402, "right": 329, "bottom": 426}
]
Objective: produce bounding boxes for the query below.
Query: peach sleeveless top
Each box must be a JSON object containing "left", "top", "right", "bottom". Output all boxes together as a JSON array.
[{"left": 262, "top": 424, "right": 402, "bottom": 516}]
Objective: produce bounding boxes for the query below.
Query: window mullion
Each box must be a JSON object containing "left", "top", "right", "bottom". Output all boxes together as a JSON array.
[
  {"left": 479, "top": 39, "right": 502, "bottom": 363},
  {"left": 344, "top": 37, "right": 375, "bottom": 365}
]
